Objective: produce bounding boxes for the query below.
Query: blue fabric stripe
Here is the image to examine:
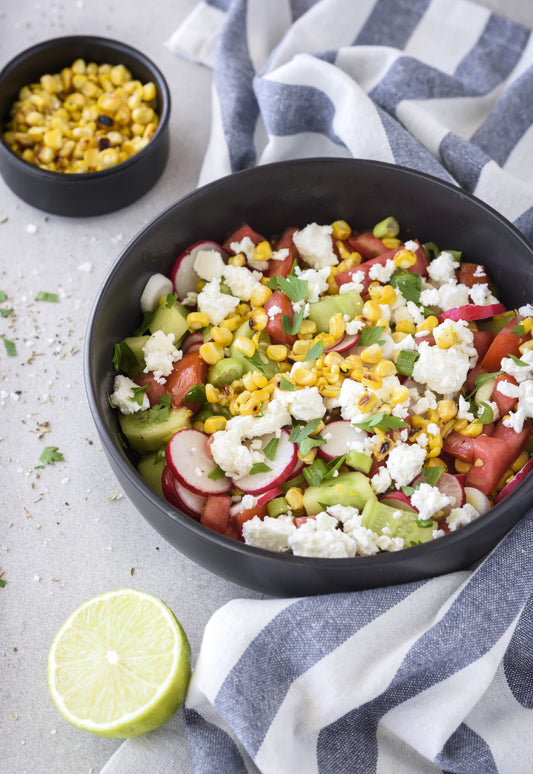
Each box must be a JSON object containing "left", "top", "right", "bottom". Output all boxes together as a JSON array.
[
  {"left": 289, "top": 0, "right": 320, "bottom": 23},
  {"left": 213, "top": 582, "right": 426, "bottom": 757},
  {"left": 184, "top": 707, "right": 248, "bottom": 773},
  {"left": 254, "top": 78, "right": 344, "bottom": 144},
  {"left": 470, "top": 68, "right": 533, "bottom": 167},
  {"left": 454, "top": 13, "right": 530, "bottom": 94},
  {"left": 437, "top": 724, "right": 498, "bottom": 774},
  {"left": 503, "top": 594, "right": 533, "bottom": 708},
  {"left": 316, "top": 510, "right": 533, "bottom": 772},
  {"left": 513, "top": 204, "right": 533, "bottom": 245},
  {"left": 214, "top": 0, "right": 259, "bottom": 172},
  {"left": 355, "top": 0, "right": 431, "bottom": 49},
  {"left": 205, "top": 0, "right": 232, "bottom": 11},
  {"left": 439, "top": 132, "right": 491, "bottom": 193}
]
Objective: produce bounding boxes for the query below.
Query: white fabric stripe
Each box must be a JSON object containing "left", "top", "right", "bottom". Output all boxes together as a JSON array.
[
  {"left": 254, "top": 574, "right": 467, "bottom": 773},
  {"left": 198, "top": 84, "right": 233, "bottom": 185},
  {"left": 334, "top": 45, "right": 402, "bottom": 96},
  {"left": 404, "top": 0, "right": 490, "bottom": 75},
  {"left": 465, "top": 661, "right": 533, "bottom": 774},
  {"left": 246, "top": 0, "right": 292, "bottom": 74},
  {"left": 259, "top": 132, "right": 353, "bottom": 165},
  {"left": 380, "top": 613, "right": 521, "bottom": 761},
  {"left": 263, "top": 53, "right": 395, "bottom": 163},
  {"left": 165, "top": 2, "right": 227, "bottom": 68},
  {"left": 474, "top": 160, "right": 533, "bottom": 222},
  {"left": 504, "top": 123, "right": 533, "bottom": 183},
  {"left": 264, "top": 0, "right": 377, "bottom": 74},
  {"left": 376, "top": 724, "right": 443, "bottom": 774}
]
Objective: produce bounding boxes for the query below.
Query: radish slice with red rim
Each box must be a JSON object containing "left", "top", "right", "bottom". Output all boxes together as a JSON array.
[
  {"left": 318, "top": 420, "right": 368, "bottom": 461},
  {"left": 174, "top": 479, "right": 205, "bottom": 517},
  {"left": 495, "top": 457, "right": 533, "bottom": 503},
  {"left": 166, "top": 428, "right": 232, "bottom": 495},
  {"left": 439, "top": 303, "right": 506, "bottom": 323},
  {"left": 181, "top": 332, "right": 204, "bottom": 354},
  {"left": 170, "top": 241, "right": 228, "bottom": 300},
  {"left": 325, "top": 333, "right": 360, "bottom": 353},
  {"left": 380, "top": 490, "right": 418, "bottom": 513},
  {"left": 233, "top": 430, "right": 297, "bottom": 494}
]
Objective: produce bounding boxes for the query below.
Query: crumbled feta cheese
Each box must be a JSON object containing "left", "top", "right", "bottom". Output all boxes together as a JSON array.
[
  {"left": 403, "top": 240, "right": 418, "bottom": 252},
  {"left": 242, "top": 515, "right": 296, "bottom": 552},
  {"left": 193, "top": 249, "right": 225, "bottom": 281},
  {"left": 501, "top": 380, "right": 533, "bottom": 433},
  {"left": 267, "top": 304, "right": 282, "bottom": 318},
  {"left": 446, "top": 503, "right": 480, "bottom": 531},
  {"left": 181, "top": 291, "right": 198, "bottom": 306},
  {"left": 501, "top": 349, "right": 533, "bottom": 383},
  {"left": 271, "top": 247, "right": 289, "bottom": 262},
  {"left": 143, "top": 330, "right": 182, "bottom": 383},
  {"left": 412, "top": 320, "right": 476, "bottom": 395},
  {"left": 230, "top": 236, "right": 268, "bottom": 271},
  {"left": 518, "top": 304, "right": 533, "bottom": 316},
  {"left": 197, "top": 278, "right": 239, "bottom": 325},
  {"left": 110, "top": 375, "right": 149, "bottom": 414},
  {"left": 339, "top": 272, "right": 365, "bottom": 295},
  {"left": 288, "top": 525, "right": 357, "bottom": 558},
  {"left": 416, "top": 432, "right": 428, "bottom": 448},
  {"left": 293, "top": 223, "right": 338, "bottom": 269},
  {"left": 371, "top": 467, "right": 392, "bottom": 494},
  {"left": 295, "top": 266, "right": 331, "bottom": 303},
  {"left": 473, "top": 264, "right": 487, "bottom": 278},
  {"left": 426, "top": 251, "right": 457, "bottom": 285},
  {"left": 240, "top": 494, "right": 257, "bottom": 510},
  {"left": 469, "top": 283, "right": 498, "bottom": 306},
  {"left": 410, "top": 482, "right": 452, "bottom": 520},
  {"left": 457, "top": 394, "right": 475, "bottom": 421},
  {"left": 426, "top": 423, "right": 440, "bottom": 435},
  {"left": 368, "top": 259, "right": 395, "bottom": 284},
  {"left": 411, "top": 388, "right": 438, "bottom": 415},
  {"left": 420, "top": 282, "right": 470, "bottom": 311},
  {"left": 223, "top": 264, "right": 263, "bottom": 301},
  {"left": 345, "top": 318, "right": 366, "bottom": 336},
  {"left": 386, "top": 443, "right": 426, "bottom": 488},
  {"left": 273, "top": 386, "right": 326, "bottom": 422}
]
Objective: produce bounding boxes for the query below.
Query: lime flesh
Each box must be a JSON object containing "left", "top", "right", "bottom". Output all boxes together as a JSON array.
[{"left": 48, "top": 588, "right": 191, "bottom": 738}]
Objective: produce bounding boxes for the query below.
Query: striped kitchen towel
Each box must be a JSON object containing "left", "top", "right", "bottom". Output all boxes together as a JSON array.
[{"left": 102, "top": 2, "right": 533, "bottom": 772}]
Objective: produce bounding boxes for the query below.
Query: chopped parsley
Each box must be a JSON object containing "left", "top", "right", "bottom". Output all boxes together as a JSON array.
[
  {"left": 263, "top": 437, "right": 279, "bottom": 461},
  {"left": 289, "top": 419, "right": 325, "bottom": 457},
  {"left": 474, "top": 401, "right": 494, "bottom": 425},
  {"left": 422, "top": 465, "right": 445, "bottom": 487},
  {"left": 146, "top": 394, "right": 172, "bottom": 424},
  {"left": 416, "top": 518, "right": 434, "bottom": 528},
  {"left": 37, "top": 446, "right": 65, "bottom": 466},
  {"left": 511, "top": 323, "right": 525, "bottom": 335},
  {"left": 134, "top": 310, "right": 155, "bottom": 336},
  {"left": 302, "top": 454, "right": 347, "bottom": 488},
  {"left": 0, "top": 290, "right": 6, "bottom": 302},
  {"left": 165, "top": 292, "right": 179, "bottom": 308},
  {"left": 249, "top": 462, "right": 272, "bottom": 475},
  {"left": 183, "top": 384, "right": 207, "bottom": 405},
  {"left": 112, "top": 341, "right": 139, "bottom": 372},
  {"left": 267, "top": 261, "right": 307, "bottom": 302},
  {"left": 132, "top": 384, "right": 149, "bottom": 406},
  {"left": 358, "top": 325, "right": 386, "bottom": 348},
  {"left": 390, "top": 271, "right": 421, "bottom": 304},
  {"left": 207, "top": 466, "right": 226, "bottom": 480},
  {"left": 282, "top": 306, "right": 305, "bottom": 335},
  {"left": 354, "top": 412, "right": 409, "bottom": 434},
  {"left": 509, "top": 354, "right": 529, "bottom": 367},
  {"left": 1, "top": 336, "right": 16, "bottom": 356},
  {"left": 279, "top": 376, "right": 295, "bottom": 391},
  {"left": 304, "top": 340, "right": 324, "bottom": 361},
  {"left": 0, "top": 308, "right": 13, "bottom": 318},
  {"left": 35, "top": 291, "right": 59, "bottom": 303}
]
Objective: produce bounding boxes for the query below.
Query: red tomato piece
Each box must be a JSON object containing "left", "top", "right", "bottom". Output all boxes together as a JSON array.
[
  {"left": 345, "top": 231, "right": 389, "bottom": 259},
  {"left": 472, "top": 330, "right": 494, "bottom": 361},
  {"left": 200, "top": 494, "right": 232, "bottom": 534},
  {"left": 492, "top": 373, "right": 518, "bottom": 416},
  {"left": 458, "top": 262, "right": 490, "bottom": 288},
  {"left": 442, "top": 432, "right": 476, "bottom": 462},
  {"left": 166, "top": 351, "right": 209, "bottom": 412},
  {"left": 266, "top": 227, "right": 299, "bottom": 278},
  {"left": 264, "top": 290, "right": 297, "bottom": 346},
  {"left": 480, "top": 315, "right": 528, "bottom": 371},
  {"left": 222, "top": 223, "right": 265, "bottom": 254},
  {"left": 230, "top": 502, "right": 269, "bottom": 535},
  {"left": 133, "top": 372, "right": 168, "bottom": 406},
  {"left": 335, "top": 242, "right": 428, "bottom": 294}
]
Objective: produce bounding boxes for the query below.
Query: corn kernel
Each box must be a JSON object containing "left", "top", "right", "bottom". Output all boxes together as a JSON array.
[
  {"left": 299, "top": 320, "right": 317, "bottom": 336},
  {"left": 266, "top": 344, "right": 288, "bottom": 362},
  {"left": 249, "top": 308, "right": 268, "bottom": 331},
  {"left": 368, "top": 284, "right": 397, "bottom": 305},
  {"left": 320, "top": 385, "right": 341, "bottom": 399},
  {"left": 220, "top": 315, "right": 242, "bottom": 332},
  {"left": 395, "top": 319, "right": 416, "bottom": 335},
  {"left": 382, "top": 237, "right": 402, "bottom": 249},
  {"left": 285, "top": 487, "right": 304, "bottom": 511},
  {"left": 253, "top": 240, "right": 272, "bottom": 262},
  {"left": 210, "top": 326, "right": 233, "bottom": 346},
  {"left": 250, "top": 285, "right": 272, "bottom": 308},
  {"left": 242, "top": 372, "right": 257, "bottom": 392},
  {"left": 187, "top": 311, "right": 210, "bottom": 330},
  {"left": 336, "top": 241, "right": 352, "bottom": 261},
  {"left": 374, "top": 359, "right": 396, "bottom": 378},
  {"left": 416, "top": 315, "right": 439, "bottom": 333},
  {"left": 361, "top": 300, "right": 382, "bottom": 322},
  {"left": 331, "top": 220, "right": 351, "bottom": 240},
  {"left": 293, "top": 366, "right": 318, "bottom": 387},
  {"left": 511, "top": 451, "right": 529, "bottom": 472},
  {"left": 454, "top": 458, "right": 472, "bottom": 474},
  {"left": 360, "top": 343, "right": 383, "bottom": 365},
  {"left": 329, "top": 313, "right": 346, "bottom": 340},
  {"left": 519, "top": 340, "right": 533, "bottom": 353},
  {"left": 233, "top": 336, "right": 256, "bottom": 357},
  {"left": 228, "top": 252, "right": 246, "bottom": 267},
  {"left": 436, "top": 400, "right": 457, "bottom": 422},
  {"left": 435, "top": 327, "right": 457, "bottom": 349},
  {"left": 427, "top": 446, "right": 443, "bottom": 458},
  {"left": 394, "top": 249, "right": 417, "bottom": 268},
  {"left": 462, "top": 422, "right": 484, "bottom": 438},
  {"left": 291, "top": 339, "right": 313, "bottom": 357},
  {"left": 426, "top": 457, "right": 447, "bottom": 471},
  {"left": 298, "top": 448, "right": 317, "bottom": 464},
  {"left": 205, "top": 384, "right": 220, "bottom": 403},
  {"left": 324, "top": 351, "right": 343, "bottom": 369},
  {"left": 204, "top": 415, "right": 227, "bottom": 434},
  {"left": 362, "top": 372, "right": 383, "bottom": 390},
  {"left": 199, "top": 341, "right": 224, "bottom": 365},
  {"left": 357, "top": 391, "right": 378, "bottom": 413},
  {"left": 391, "top": 386, "right": 410, "bottom": 406}
]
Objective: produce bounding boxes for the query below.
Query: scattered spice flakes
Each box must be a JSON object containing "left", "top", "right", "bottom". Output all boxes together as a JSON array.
[
  {"left": 130, "top": 567, "right": 135, "bottom": 576},
  {"left": 50, "top": 577, "right": 60, "bottom": 582},
  {"left": 35, "top": 420, "right": 51, "bottom": 438},
  {"left": 107, "top": 492, "right": 120, "bottom": 501},
  {"left": 10, "top": 714, "right": 19, "bottom": 720},
  {"left": 23, "top": 507, "right": 31, "bottom": 518}
]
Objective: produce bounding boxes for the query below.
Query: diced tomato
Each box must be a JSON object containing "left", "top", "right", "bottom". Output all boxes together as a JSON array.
[
  {"left": 443, "top": 431, "right": 476, "bottom": 462},
  {"left": 492, "top": 418, "right": 531, "bottom": 448},
  {"left": 472, "top": 330, "right": 494, "bottom": 361},
  {"left": 133, "top": 372, "right": 168, "bottom": 406},
  {"left": 465, "top": 420, "right": 531, "bottom": 494},
  {"left": 480, "top": 315, "right": 528, "bottom": 371},
  {"left": 335, "top": 241, "right": 428, "bottom": 294},
  {"left": 222, "top": 223, "right": 265, "bottom": 254},
  {"left": 458, "top": 262, "right": 489, "bottom": 288},
  {"left": 266, "top": 227, "right": 299, "bottom": 278},
  {"left": 264, "top": 290, "right": 297, "bottom": 346},
  {"left": 230, "top": 502, "right": 269, "bottom": 535},
  {"left": 200, "top": 494, "right": 232, "bottom": 534},
  {"left": 345, "top": 231, "right": 390, "bottom": 259},
  {"left": 166, "top": 351, "right": 209, "bottom": 412},
  {"left": 492, "top": 373, "right": 518, "bottom": 416},
  {"left": 293, "top": 515, "right": 315, "bottom": 527}
]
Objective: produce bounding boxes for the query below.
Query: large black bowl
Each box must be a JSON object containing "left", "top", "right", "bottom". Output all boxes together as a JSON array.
[
  {"left": 0, "top": 36, "right": 170, "bottom": 216},
  {"left": 84, "top": 158, "right": 533, "bottom": 596}
]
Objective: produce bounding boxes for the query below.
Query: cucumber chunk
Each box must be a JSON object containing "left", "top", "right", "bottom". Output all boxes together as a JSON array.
[
  {"left": 345, "top": 450, "right": 373, "bottom": 474},
  {"left": 149, "top": 300, "right": 188, "bottom": 342},
  {"left": 119, "top": 335, "right": 149, "bottom": 377},
  {"left": 119, "top": 406, "right": 190, "bottom": 453},
  {"left": 137, "top": 450, "right": 166, "bottom": 496},
  {"left": 267, "top": 497, "right": 290, "bottom": 517},
  {"left": 361, "top": 498, "right": 436, "bottom": 545},
  {"left": 303, "top": 471, "right": 375, "bottom": 516},
  {"left": 307, "top": 289, "right": 363, "bottom": 333},
  {"left": 229, "top": 321, "right": 279, "bottom": 380}
]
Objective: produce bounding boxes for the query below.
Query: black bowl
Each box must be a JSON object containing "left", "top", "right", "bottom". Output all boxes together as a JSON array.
[
  {"left": 0, "top": 35, "right": 170, "bottom": 216},
  {"left": 84, "top": 158, "right": 533, "bottom": 596}
]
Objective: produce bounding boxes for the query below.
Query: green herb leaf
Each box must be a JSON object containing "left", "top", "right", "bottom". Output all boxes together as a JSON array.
[
  {"left": 396, "top": 349, "right": 419, "bottom": 377},
  {"left": 38, "top": 446, "right": 65, "bottom": 465},
  {"left": 0, "top": 578, "right": 6, "bottom": 588},
  {"left": 354, "top": 412, "right": 409, "bottom": 434},
  {"left": 416, "top": 518, "right": 434, "bottom": 528},
  {"left": 279, "top": 376, "right": 295, "bottom": 391},
  {"left": 35, "top": 291, "right": 59, "bottom": 303},
  {"left": 165, "top": 292, "right": 179, "bottom": 308},
  {"left": 422, "top": 465, "right": 445, "bottom": 487},
  {"left": 282, "top": 305, "right": 305, "bottom": 335},
  {"left": 390, "top": 271, "right": 421, "bottom": 304},
  {"left": 302, "top": 457, "right": 329, "bottom": 487},
  {"left": 0, "top": 308, "right": 13, "bottom": 317},
  {"left": 324, "top": 454, "right": 347, "bottom": 479},
  {"left": 474, "top": 401, "right": 494, "bottom": 425},
  {"left": 249, "top": 462, "right": 272, "bottom": 475},
  {"left": 263, "top": 437, "right": 279, "bottom": 461},
  {"left": 0, "top": 290, "right": 6, "bottom": 302},
  {"left": 402, "top": 485, "right": 416, "bottom": 496},
  {"left": 1, "top": 336, "right": 16, "bottom": 356},
  {"left": 132, "top": 384, "right": 149, "bottom": 406},
  {"left": 146, "top": 394, "right": 172, "bottom": 425},
  {"left": 410, "top": 540, "right": 423, "bottom": 546},
  {"left": 154, "top": 449, "right": 166, "bottom": 465},
  {"left": 134, "top": 310, "right": 155, "bottom": 336},
  {"left": 509, "top": 354, "right": 529, "bottom": 367},
  {"left": 184, "top": 384, "right": 207, "bottom": 405},
  {"left": 511, "top": 323, "right": 525, "bottom": 335},
  {"left": 358, "top": 325, "right": 386, "bottom": 348},
  {"left": 304, "top": 340, "right": 324, "bottom": 361},
  {"left": 207, "top": 466, "right": 226, "bottom": 480},
  {"left": 474, "top": 370, "right": 502, "bottom": 392},
  {"left": 244, "top": 350, "right": 266, "bottom": 374},
  {"left": 289, "top": 419, "right": 325, "bottom": 457},
  {"left": 112, "top": 341, "right": 139, "bottom": 373},
  {"left": 267, "top": 262, "right": 307, "bottom": 302}
]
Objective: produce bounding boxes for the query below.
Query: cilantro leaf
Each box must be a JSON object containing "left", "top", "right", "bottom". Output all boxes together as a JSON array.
[
  {"left": 0, "top": 290, "right": 6, "bottom": 302},
  {"left": 289, "top": 419, "right": 325, "bottom": 457},
  {"left": 146, "top": 394, "right": 172, "bottom": 424},
  {"left": 509, "top": 354, "right": 529, "bottom": 367},
  {"left": 402, "top": 485, "right": 416, "bottom": 496},
  {"left": 38, "top": 446, "right": 65, "bottom": 465},
  {"left": 279, "top": 376, "right": 295, "bottom": 391},
  {"left": 357, "top": 325, "right": 386, "bottom": 348},
  {"left": 35, "top": 291, "right": 59, "bottom": 303},
  {"left": 263, "top": 437, "right": 279, "bottom": 461},
  {"left": 249, "top": 462, "right": 272, "bottom": 475},
  {"left": 132, "top": 384, "right": 149, "bottom": 406},
  {"left": 244, "top": 350, "right": 266, "bottom": 374},
  {"left": 0, "top": 578, "right": 6, "bottom": 588},
  {"left": 0, "top": 308, "right": 13, "bottom": 317},
  {"left": 474, "top": 401, "right": 494, "bottom": 425},
  {"left": 1, "top": 336, "right": 16, "bottom": 356},
  {"left": 183, "top": 384, "right": 206, "bottom": 405},
  {"left": 354, "top": 412, "right": 409, "bottom": 434},
  {"left": 134, "top": 310, "right": 155, "bottom": 336},
  {"left": 207, "top": 466, "right": 226, "bottom": 480},
  {"left": 165, "top": 292, "right": 179, "bottom": 308},
  {"left": 390, "top": 271, "right": 421, "bottom": 304},
  {"left": 416, "top": 518, "right": 434, "bottom": 528},
  {"left": 282, "top": 306, "right": 305, "bottom": 335},
  {"left": 302, "top": 457, "right": 329, "bottom": 487},
  {"left": 422, "top": 465, "right": 445, "bottom": 487},
  {"left": 267, "top": 262, "right": 307, "bottom": 302},
  {"left": 474, "top": 370, "right": 502, "bottom": 391},
  {"left": 304, "top": 340, "right": 324, "bottom": 361},
  {"left": 113, "top": 341, "right": 139, "bottom": 373},
  {"left": 511, "top": 323, "right": 525, "bottom": 335}
]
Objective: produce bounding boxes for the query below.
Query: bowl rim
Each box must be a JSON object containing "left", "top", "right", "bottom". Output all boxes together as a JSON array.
[
  {"left": 84, "top": 157, "right": 533, "bottom": 572},
  {"left": 0, "top": 34, "right": 171, "bottom": 181}
]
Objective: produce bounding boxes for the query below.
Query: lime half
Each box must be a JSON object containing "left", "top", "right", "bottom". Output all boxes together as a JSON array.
[{"left": 48, "top": 588, "right": 191, "bottom": 738}]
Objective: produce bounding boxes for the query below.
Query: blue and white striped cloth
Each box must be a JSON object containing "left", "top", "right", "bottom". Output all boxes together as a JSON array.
[{"left": 104, "top": 2, "right": 533, "bottom": 772}]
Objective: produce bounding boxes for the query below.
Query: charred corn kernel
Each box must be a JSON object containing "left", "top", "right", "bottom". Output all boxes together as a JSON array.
[
  {"left": 394, "top": 249, "right": 417, "bottom": 268},
  {"left": 210, "top": 326, "right": 233, "bottom": 346},
  {"left": 382, "top": 237, "right": 402, "bottom": 249},
  {"left": 435, "top": 327, "right": 457, "bottom": 349},
  {"left": 199, "top": 342, "right": 224, "bottom": 365},
  {"left": 292, "top": 339, "right": 313, "bottom": 357},
  {"left": 336, "top": 256, "right": 357, "bottom": 272},
  {"left": 253, "top": 241, "right": 272, "bottom": 262},
  {"left": 250, "top": 308, "right": 268, "bottom": 331},
  {"left": 391, "top": 331, "right": 409, "bottom": 344},
  {"left": 360, "top": 343, "right": 383, "bottom": 365},
  {"left": 357, "top": 391, "right": 378, "bottom": 413},
  {"left": 427, "top": 445, "right": 443, "bottom": 458},
  {"left": 336, "top": 240, "right": 352, "bottom": 261},
  {"left": 250, "top": 285, "right": 272, "bottom": 308},
  {"left": 236, "top": 303, "right": 250, "bottom": 316},
  {"left": 412, "top": 415, "right": 428, "bottom": 428},
  {"left": 299, "top": 320, "right": 317, "bottom": 336},
  {"left": 285, "top": 487, "right": 304, "bottom": 511},
  {"left": 391, "top": 386, "right": 410, "bottom": 406},
  {"left": 327, "top": 274, "right": 339, "bottom": 295},
  {"left": 362, "top": 372, "right": 383, "bottom": 390},
  {"left": 416, "top": 315, "right": 439, "bottom": 333},
  {"left": 263, "top": 344, "right": 286, "bottom": 363},
  {"left": 321, "top": 385, "right": 341, "bottom": 399},
  {"left": 395, "top": 319, "right": 416, "bottom": 335},
  {"left": 324, "top": 351, "right": 344, "bottom": 368},
  {"left": 329, "top": 313, "right": 346, "bottom": 340},
  {"left": 437, "top": 400, "right": 457, "bottom": 421},
  {"left": 204, "top": 416, "right": 227, "bottom": 434},
  {"left": 455, "top": 458, "right": 472, "bottom": 474},
  {"left": 462, "top": 422, "right": 484, "bottom": 438},
  {"left": 368, "top": 284, "right": 397, "bottom": 305},
  {"left": 205, "top": 384, "right": 220, "bottom": 403},
  {"left": 440, "top": 420, "right": 456, "bottom": 439},
  {"left": 293, "top": 367, "right": 318, "bottom": 387},
  {"left": 361, "top": 300, "right": 382, "bottom": 323},
  {"left": 44, "top": 128, "right": 63, "bottom": 150},
  {"left": 453, "top": 418, "right": 469, "bottom": 432},
  {"left": 187, "top": 311, "right": 210, "bottom": 330},
  {"left": 233, "top": 336, "right": 256, "bottom": 357},
  {"left": 331, "top": 220, "right": 351, "bottom": 240},
  {"left": 511, "top": 451, "right": 529, "bottom": 472},
  {"left": 220, "top": 314, "right": 242, "bottom": 332},
  {"left": 375, "top": 359, "right": 396, "bottom": 378}
]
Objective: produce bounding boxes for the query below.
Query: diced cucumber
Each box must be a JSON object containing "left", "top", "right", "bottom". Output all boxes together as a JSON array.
[
  {"left": 119, "top": 406, "right": 190, "bottom": 453},
  {"left": 477, "top": 310, "right": 514, "bottom": 335},
  {"left": 119, "top": 335, "right": 149, "bottom": 377},
  {"left": 267, "top": 497, "right": 290, "bottom": 517},
  {"left": 208, "top": 357, "right": 244, "bottom": 386},
  {"left": 229, "top": 321, "right": 279, "bottom": 380},
  {"left": 361, "top": 498, "right": 436, "bottom": 545},
  {"left": 302, "top": 471, "right": 375, "bottom": 516},
  {"left": 307, "top": 289, "right": 363, "bottom": 333},
  {"left": 149, "top": 300, "right": 189, "bottom": 342},
  {"left": 345, "top": 450, "right": 373, "bottom": 474},
  {"left": 137, "top": 450, "right": 166, "bottom": 496}
]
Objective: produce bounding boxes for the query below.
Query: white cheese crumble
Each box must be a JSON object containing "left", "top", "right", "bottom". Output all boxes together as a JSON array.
[
  {"left": 295, "top": 265, "right": 331, "bottom": 302},
  {"left": 410, "top": 482, "right": 452, "bottom": 520},
  {"left": 368, "top": 259, "right": 396, "bottom": 284},
  {"left": 501, "top": 380, "right": 533, "bottom": 433},
  {"left": 426, "top": 251, "right": 457, "bottom": 285},
  {"left": 230, "top": 236, "right": 268, "bottom": 271},
  {"left": 223, "top": 264, "right": 263, "bottom": 301},
  {"left": 501, "top": 349, "right": 533, "bottom": 383},
  {"left": 412, "top": 320, "right": 476, "bottom": 395},
  {"left": 386, "top": 443, "right": 426, "bottom": 488},
  {"left": 242, "top": 515, "right": 296, "bottom": 552},
  {"left": 446, "top": 503, "right": 480, "bottom": 531},
  {"left": 371, "top": 467, "right": 392, "bottom": 494},
  {"left": 197, "top": 278, "right": 239, "bottom": 325},
  {"left": 293, "top": 223, "right": 338, "bottom": 269},
  {"left": 110, "top": 375, "right": 149, "bottom": 414},
  {"left": 339, "top": 272, "right": 365, "bottom": 295},
  {"left": 142, "top": 330, "right": 182, "bottom": 384}
]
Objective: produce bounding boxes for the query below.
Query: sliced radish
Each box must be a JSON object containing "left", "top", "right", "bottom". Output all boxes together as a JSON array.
[
  {"left": 380, "top": 490, "right": 418, "bottom": 513},
  {"left": 166, "top": 428, "right": 232, "bottom": 495},
  {"left": 170, "top": 241, "right": 228, "bottom": 300},
  {"left": 412, "top": 471, "right": 465, "bottom": 515},
  {"left": 439, "top": 303, "right": 506, "bottom": 323},
  {"left": 495, "top": 457, "right": 533, "bottom": 503},
  {"left": 161, "top": 465, "right": 182, "bottom": 509},
  {"left": 464, "top": 486, "right": 491, "bottom": 514},
  {"left": 140, "top": 273, "right": 174, "bottom": 313},
  {"left": 318, "top": 420, "right": 367, "bottom": 461},
  {"left": 229, "top": 487, "right": 283, "bottom": 517},
  {"left": 174, "top": 480, "right": 205, "bottom": 517},
  {"left": 181, "top": 332, "right": 204, "bottom": 354},
  {"left": 325, "top": 333, "right": 360, "bottom": 353},
  {"left": 233, "top": 430, "right": 297, "bottom": 494}
]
